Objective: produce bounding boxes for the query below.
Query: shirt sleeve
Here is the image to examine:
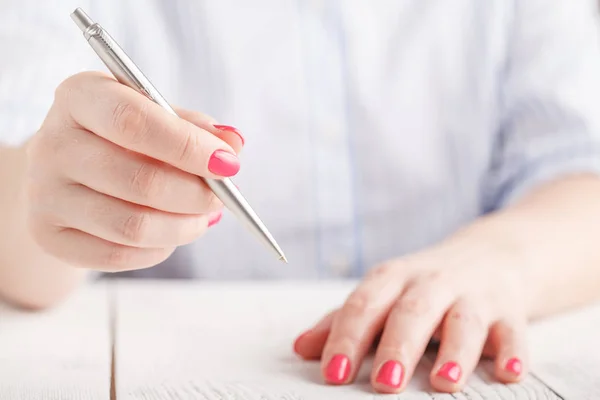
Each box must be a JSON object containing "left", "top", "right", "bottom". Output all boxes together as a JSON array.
[
  {"left": 484, "top": 0, "right": 600, "bottom": 210},
  {"left": 0, "top": 1, "right": 97, "bottom": 147}
]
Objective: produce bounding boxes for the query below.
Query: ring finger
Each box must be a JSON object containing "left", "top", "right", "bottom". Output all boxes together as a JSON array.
[
  {"left": 31, "top": 225, "right": 174, "bottom": 272},
  {"left": 489, "top": 319, "right": 528, "bottom": 383},
  {"left": 429, "top": 298, "right": 491, "bottom": 392},
  {"left": 36, "top": 181, "right": 217, "bottom": 248}
]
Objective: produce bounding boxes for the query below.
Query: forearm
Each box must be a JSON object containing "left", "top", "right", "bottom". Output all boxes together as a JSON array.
[
  {"left": 0, "top": 144, "right": 86, "bottom": 310},
  {"left": 452, "top": 174, "right": 600, "bottom": 320}
]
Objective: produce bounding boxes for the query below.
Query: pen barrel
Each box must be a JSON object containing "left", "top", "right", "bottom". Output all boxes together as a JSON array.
[
  {"left": 86, "top": 27, "right": 173, "bottom": 112},
  {"left": 85, "top": 29, "right": 254, "bottom": 221},
  {"left": 73, "top": 11, "right": 286, "bottom": 261}
]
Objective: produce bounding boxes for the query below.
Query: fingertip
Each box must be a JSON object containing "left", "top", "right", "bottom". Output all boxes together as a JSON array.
[
  {"left": 429, "top": 375, "right": 464, "bottom": 393},
  {"left": 323, "top": 354, "right": 352, "bottom": 385},
  {"left": 212, "top": 124, "right": 244, "bottom": 155},
  {"left": 495, "top": 357, "right": 526, "bottom": 383},
  {"left": 175, "top": 107, "right": 243, "bottom": 156},
  {"left": 207, "top": 210, "right": 223, "bottom": 227},
  {"left": 429, "top": 362, "right": 464, "bottom": 393},
  {"left": 293, "top": 329, "right": 329, "bottom": 360},
  {"left": 293, "top": 330, "right": 311, "bottom": 355},
  {"left": 371, "top": 360, "right": 405, "bottom": 394},
  {"left": 207, "top": 149, "right": 241, "bottom": 177},
  {"left": 489, "top": 319, "right": 528, "bottom": 384},
  {"left": 372, "top": 382, "right": 403, "bottom": 394},
  {"left": 213, "top": 125, "right": 245, "bottom": 145}
]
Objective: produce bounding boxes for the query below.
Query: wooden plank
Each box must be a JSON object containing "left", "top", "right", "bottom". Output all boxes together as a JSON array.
[
  {"left": 528, "top": 300, "right": 600, "bottom": 400},
  {"left": 114, "top": 280, "right": 558, "bottom": 399},
  {"left": 0, "top": 282, "right": 111, "bottom": 399}
]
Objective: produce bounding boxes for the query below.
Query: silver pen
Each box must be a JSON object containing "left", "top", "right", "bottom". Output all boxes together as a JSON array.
[{"left": 70, "top": 7, "right": 287, "bottom": 263}]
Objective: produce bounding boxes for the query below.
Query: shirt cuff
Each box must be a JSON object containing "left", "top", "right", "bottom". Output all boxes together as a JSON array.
[{"left": 495, "top": 149, "right": 600, "bottom": 208}]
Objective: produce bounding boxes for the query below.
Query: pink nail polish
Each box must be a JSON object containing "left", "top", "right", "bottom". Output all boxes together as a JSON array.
[
  {"left": 436, "top": 361, "right": 461, "bottom": 383},
  {"left": 325, "top": 354, "right": 351, "bottom": 384},
  {"left": 208, "top": 150, "right": 240, "bottom": 177},
  {"left": 207, "top": 211, "right": 222, "bottom": 227},
  {"left": 505, "top": 358, "right": 523, "bottom": 376},
  {"left": 376, "top": 360, "right": 404, "bottom": 388},
  {"left": 213, "top": 124, "right": 245, "bottom": 145}
]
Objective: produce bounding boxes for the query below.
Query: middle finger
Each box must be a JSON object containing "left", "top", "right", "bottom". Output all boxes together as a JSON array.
[
  {"left": 38, "top": 182, "right": 215, "bottom": 248},
  {"left": 429, "top": 298, "right": 491, "bottom": 392},
  {"left": 320, "top": 264, "right": 406, "bottom": 385},
  {"left": 57, "top": 127, "right": 219, "bottom": 214},
  {"left": 371, "top": 275, "right": 456, "bottom": 393}
]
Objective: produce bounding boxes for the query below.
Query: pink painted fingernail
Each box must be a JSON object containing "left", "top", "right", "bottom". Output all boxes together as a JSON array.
[
  {"left": 376, "top": 360, "right": 404, "bottom": 388},
  {"left": 208, "top": 150, "right": 240, "bottom": 176},
  {"left": 207, "top": 211, "right": 222, "bottom": 227},
  {"left": 436, "top": 361, "right": 461, "bottom": 383},
  {"left": 325, "top": 354, "right": 351, "bottom": 384},
  {"left": 505, "top": 357, "right": 523, "bottom": 376},
  {"left": 213, "top": 124, "right": 245, "bottom": 145}
]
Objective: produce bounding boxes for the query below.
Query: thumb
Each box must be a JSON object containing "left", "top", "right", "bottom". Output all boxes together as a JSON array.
[{"left": 175, "top": 108, "right": 245, "bottom": 155}]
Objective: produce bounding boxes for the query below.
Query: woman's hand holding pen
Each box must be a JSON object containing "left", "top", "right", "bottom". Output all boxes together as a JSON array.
[
  {"left": 294, "top": 221, "right": 531, "bottom": 394},
  {"left": 25, "top": 71, "right": 245, "bottom": 271}
]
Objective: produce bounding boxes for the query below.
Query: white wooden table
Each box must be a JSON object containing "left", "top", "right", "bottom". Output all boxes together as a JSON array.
[{"left": 1, "top": 280, "right": 599, "bottom": 399}]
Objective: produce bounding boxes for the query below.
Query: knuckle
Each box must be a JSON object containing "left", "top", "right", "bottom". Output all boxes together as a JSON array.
[
  {"left": 394, "top": 291, "right": 433, "bottom": 315},
  {"left": 54, "top": 76, "right": 76, "bottom": 103},
  {"left": 343, "top": 290, "right": 377, "bottom": 317},
  {"left": 176, "top": 130, "right": 199, "bottom": 165},
  {"left": 121, "top": 211, "right": 152, "bottom": 244},
  {"left": 410, "top": 272, "right": 448, "bottom": 294},
  {"left": 105, "top": 244, "right": 134, "bottom": 270},
  {"left": 104, "top": 246, "right": 172, "bottom": 272},
  {"left": 449, "top": 304, "right": 488, "bottom": 332},
  {"left": 129, "top": 163, "right": 164, "bottom": 201},
  {"left": 32, "top": 123, "right": 69, "bottom": 163},
  {"left": 112, "top": 100, "right": 150, "bottom": 144},
  {"left": 55, "top": 72, "right": 96, "bottom": 103},
  {"left": 365, "top": 262, "right": 396, "bottom": 279},
  {"left": 424, "top": 270, "right": 446, "bottom": 283}
]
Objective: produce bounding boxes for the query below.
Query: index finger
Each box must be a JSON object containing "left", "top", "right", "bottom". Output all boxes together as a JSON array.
[
  {"left": 320, "top": 264, "right": 405, "bottom": 385},
  {"left": 59, "top": 71, "right": 240, "bottom": 179}
]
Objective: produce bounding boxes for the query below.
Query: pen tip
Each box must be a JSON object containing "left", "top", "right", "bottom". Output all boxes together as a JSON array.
[{"left": 280, "top": 255, "right": 288, "bottom": 263}]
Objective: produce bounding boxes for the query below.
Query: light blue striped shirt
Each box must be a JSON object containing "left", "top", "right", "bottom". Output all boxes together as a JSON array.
[{"left": 2, "top": 0, "right": 600, "bottom": 280}]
